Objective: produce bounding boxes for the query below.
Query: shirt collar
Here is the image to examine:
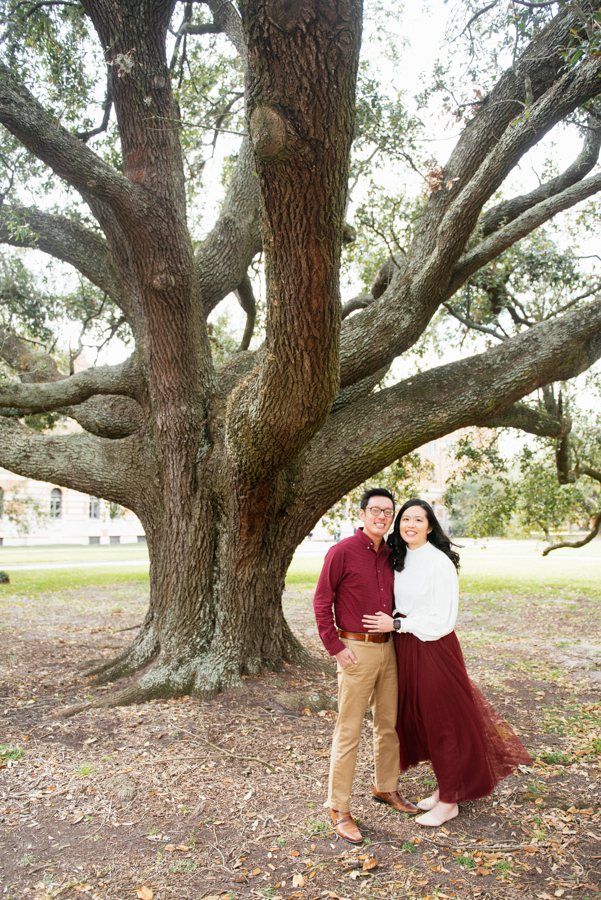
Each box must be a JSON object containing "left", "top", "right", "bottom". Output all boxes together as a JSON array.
[{"left": 355, "top": 526, "right": 389, "bottom": 555}]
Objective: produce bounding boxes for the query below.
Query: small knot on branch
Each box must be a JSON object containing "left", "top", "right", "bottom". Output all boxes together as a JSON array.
[{"left": 250, "top": 106, "right": 289, "bottom": 160}]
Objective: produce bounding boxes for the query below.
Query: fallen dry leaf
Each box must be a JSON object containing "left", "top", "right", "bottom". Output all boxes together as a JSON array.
[
  {"left": 476, "top": 867, "right": 490, "bottom": 876},
  {"left": 250, "top": 868, "right": 261, "bottom": 876},
  {"left": 292, "top": 873, "right": 306, "bottom": 887},
  {"left": 164, "top": 844, "right": 176, "bottom": 852},
  {"left": 176, "top": 844, "right": 189, "bottom": 851},
  {"left": 136, "top": 887, "right": 153, "bottom": 900},
  {"left": 362, "top": 858, "right": 378, "bottom": 871},
  {"left": 289, "top": 849, "right": 300, "bottom": 856}
]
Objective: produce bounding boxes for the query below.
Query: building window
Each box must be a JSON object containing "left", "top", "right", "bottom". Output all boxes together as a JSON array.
[
  {"left": 50, "top": 488, "right": 62, "bottom": 518},
  {"left": 89, "top": 496, "right": 100, "bottom": 519}
]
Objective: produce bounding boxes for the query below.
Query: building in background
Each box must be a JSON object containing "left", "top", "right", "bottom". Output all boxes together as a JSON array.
[
  {"left": 419, "top": 436, "right": 457, "bottom": 532},
  {"left": 0, "top": 467, "right": 145, "bottom": 546}
]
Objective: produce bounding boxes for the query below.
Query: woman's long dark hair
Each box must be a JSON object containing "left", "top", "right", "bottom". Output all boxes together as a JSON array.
[{"left": 388, "top": 498, "right": 460, "bottom": 573}]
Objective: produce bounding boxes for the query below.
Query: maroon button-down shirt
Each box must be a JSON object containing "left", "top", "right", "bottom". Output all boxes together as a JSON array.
[{"left": 313, "top": 527, "right": 395, "bottom": 656}]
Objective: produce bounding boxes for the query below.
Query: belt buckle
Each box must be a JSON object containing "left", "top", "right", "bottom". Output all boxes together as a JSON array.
[{"left": 363, "top": 633, "right": 369, "bottom": 642}]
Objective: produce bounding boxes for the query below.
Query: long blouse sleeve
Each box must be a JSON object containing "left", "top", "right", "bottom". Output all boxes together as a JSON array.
[{"left": 394, "top": 541, "right": 458, "bottom": 641}]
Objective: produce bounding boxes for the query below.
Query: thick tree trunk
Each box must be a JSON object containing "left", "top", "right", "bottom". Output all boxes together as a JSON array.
[{"left": 83, "top": 461, "right": 319, "bottom": 709}]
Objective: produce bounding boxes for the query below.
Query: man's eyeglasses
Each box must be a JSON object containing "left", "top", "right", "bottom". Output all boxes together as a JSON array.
[{"left": 366, "top": 507, "right": 395, "bottom": 518}]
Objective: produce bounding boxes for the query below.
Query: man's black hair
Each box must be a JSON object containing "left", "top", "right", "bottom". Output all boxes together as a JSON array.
[{"left": 359, "top": 487, "right": 395, "bottom": 511}]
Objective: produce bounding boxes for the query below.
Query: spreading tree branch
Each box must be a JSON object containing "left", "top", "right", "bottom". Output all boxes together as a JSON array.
[
  {"left": 234, "top": 272, "right": 256, "bottom": 352},
  {"left": 446, "top": 170, "right": 601, "bottom": 298},
  {"left": 61, "top": 395, "right": 145, "bottom": 438},
  {"left": 0, "top": 418, "right": 153, "bottom": 513},
  {"left": 338, "top": 4, "right": 601, "bottom": 390},
  {"left": 304, "top": 295, "right": 601, "bottom": 506},
  {"left": 225, "top": 0, "right": 361, "bottom": 484},
  {"left": 435, "top": 55, "right": 601, "bottom": 270},
  {"left": 0, "top": 66, "right": 148, "bottom": 222},
  {"left": 183, "top": 22, "right": 221, "bottom": 35},
  {"left": 0, "top": 356, "right": 143, "bottom": 412},
  {"left": 542, "top": 509, "right": 601, "bottom": 555},
  {"left": 0, "top": 206, "right": 136, "bottom": 319},
  {"left": 206, "top": 0, "right": 249, "bottom": 80},
  {"left": 481, "top": 402, "right": 570, "bottom": 438},
  {"left": 0, "top": 328, "right": 144, "bottom": 436},
  {"left": 481, "top": 115, "right": 601, "bottom": 236},
  {"left": 197, "top": 137, "right": 262, "bottom": 315},
  {"left": 75, "top": 69, "right": 113, "bottom": 143},
  {"left": 341, "top": 292, "right": 373, "bottom": 320}
]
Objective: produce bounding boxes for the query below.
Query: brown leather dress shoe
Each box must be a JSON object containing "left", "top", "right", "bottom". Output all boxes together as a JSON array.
[
  {"left": 373, "top": 788, "right": 419, "bottom": 814},
  {"left": 331, "top": 808, "right": 363, "bottom": 843}
]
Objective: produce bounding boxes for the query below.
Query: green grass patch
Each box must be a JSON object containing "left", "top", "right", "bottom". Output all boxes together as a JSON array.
[
  {"left": 457, "top": 542, "right": 601, "bottom": 599},
  {"left": 454, "top": 854, "right": 476, "bottom": 869},
  {"left": 285, "top": 540, "right": 601, "bottom": 597},
  {"left": 285, "top": 556, "right": 323, "bottom": 589},
  {"left": 0, "top": 746, "right": 25, "bottom": 761},
  {"left": 538, "top": 750, "right": 573, "bottom": 765},
  {"left": 0, "top": 566, "right": 149, "bottom": 596}
]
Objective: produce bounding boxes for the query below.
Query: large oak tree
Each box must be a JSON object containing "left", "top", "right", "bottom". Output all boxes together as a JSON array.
[{"left": 2, "top": 0, "right": 601, "bottom": 706}]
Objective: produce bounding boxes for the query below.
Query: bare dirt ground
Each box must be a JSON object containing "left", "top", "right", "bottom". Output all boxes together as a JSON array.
[{"left": 0, "top": 580, "right": 600, "bottom": 900}]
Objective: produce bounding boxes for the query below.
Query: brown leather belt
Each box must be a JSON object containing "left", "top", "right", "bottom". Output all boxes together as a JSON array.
[{"left": 338, "top": 629, "right": 389, "bottom": 643}]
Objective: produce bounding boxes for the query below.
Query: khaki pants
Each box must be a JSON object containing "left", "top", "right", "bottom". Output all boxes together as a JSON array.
[{"left": 328, "top": 637, "right": 399, "bottom": 812}]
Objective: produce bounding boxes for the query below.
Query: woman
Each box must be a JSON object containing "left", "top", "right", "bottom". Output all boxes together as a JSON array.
[{"left": 363, "top": 499, "right": 530, "bottom": 827}]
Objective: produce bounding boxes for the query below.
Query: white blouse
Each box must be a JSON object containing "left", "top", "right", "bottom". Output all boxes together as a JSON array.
[{"left": 394, "top": 540, "right": 458, "bottom": 642}]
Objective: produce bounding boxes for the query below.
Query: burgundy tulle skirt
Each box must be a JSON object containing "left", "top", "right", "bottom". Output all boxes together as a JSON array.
[{"left": 395, "top": 631, "right": 531, "bottom": 804}]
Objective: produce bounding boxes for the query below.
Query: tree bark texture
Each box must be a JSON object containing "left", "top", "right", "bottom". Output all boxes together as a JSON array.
[{"left": 1, "top": 0, "right": 601, "bottom": 707}]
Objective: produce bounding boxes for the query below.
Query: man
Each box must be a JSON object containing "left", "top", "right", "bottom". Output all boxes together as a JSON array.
[{"left": 313, "top": 488, "right": 418, "bottom": 844}]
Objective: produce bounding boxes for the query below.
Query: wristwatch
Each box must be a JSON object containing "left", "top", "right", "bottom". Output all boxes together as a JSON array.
[{"left": 393, "top": 617, "right": 402, "bottom": 631}]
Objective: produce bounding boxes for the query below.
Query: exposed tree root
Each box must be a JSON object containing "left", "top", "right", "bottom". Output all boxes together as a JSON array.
[
  {"left": 62, "top": 617, "right": 329, "bottom": 714},
  {"left": 82, "top": 624, "right": 159, "bottom": 684}
]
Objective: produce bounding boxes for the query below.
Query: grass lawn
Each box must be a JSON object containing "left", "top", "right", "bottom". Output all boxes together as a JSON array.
[
  {"left": 0, "top": 566, "right": 150, "bottom": 595},
  {"left": 286, "top": 538, "right": 601, "bottom": 598},
  {"left": 0, "top": 538, "right": 598, "bottom": 598}
]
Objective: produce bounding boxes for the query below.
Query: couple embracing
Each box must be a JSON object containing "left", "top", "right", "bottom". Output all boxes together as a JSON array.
[{"left": 313, "top": 488, "right": 530, "bottom": 845}]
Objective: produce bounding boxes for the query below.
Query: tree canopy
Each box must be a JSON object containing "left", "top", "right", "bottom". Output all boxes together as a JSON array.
[{"left": 1, "top": 0, "right": 601, "bottom": 707}]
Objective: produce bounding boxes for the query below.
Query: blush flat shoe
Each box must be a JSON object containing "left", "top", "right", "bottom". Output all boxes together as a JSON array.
[
  {"left": 416, "top": 803, "right": 459, "bottom": 827},
  {"left": 417, "top": 794, "right": 438, "bottom": 811}
]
